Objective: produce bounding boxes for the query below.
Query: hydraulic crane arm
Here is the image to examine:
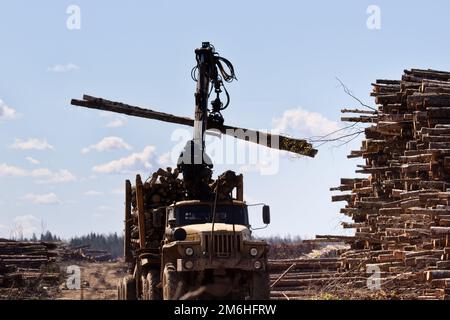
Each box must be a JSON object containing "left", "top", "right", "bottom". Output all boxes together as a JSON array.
[{"left": 70, "top": 95, "right": 317, "bottom": 157}]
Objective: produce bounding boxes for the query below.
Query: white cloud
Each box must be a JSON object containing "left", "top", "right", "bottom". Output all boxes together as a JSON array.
[
  {"left": 0, "top": 99, "right": 17, "bottom": 120},
  {"left": 0, "top": 164, "right": 75, "bottom": 183},
  {"left": 111, "top": 189, "right": 123, "bottom": 195},
  {"left": 31, "top": 168, "right": 76, "bottom": 184},
  {"left": 26, "top": 156, "right": 40, "bottom": 165},
  {"left": 157, "top": 152, "right": 173, "bottom": 167},
  {"left": 10, "top": 138, "right": 54, "bottom": 151},
  {"left": 99, "top": 111, "right": 114, "bottom": 118},
  {"left": 47, "top": 63, "right": 79, "bottom": 73},
  {"left": 0, "top": 163, "right": 27, "bottom": 177},
  {"left": 84, "top": 190, "right": 103, "bottom": 196},
  {"left": 106, "top": 119, "right": 126, "bottom": 128},
  {"left": 82, "top": 136, "right": 132, "bottom": 154},
  {"left": 92, "top": 145, "right": 156, "bottom": 174},
  {"left": 22, "top": 193, "right": 61, "bottom": 205},
  {"left": 273, "top": 108, "right": 340, "bottom": 138},
  {"left": 99, "top": 112, "right": 127, "bottom": 128},
  {"left": 11, "top": 215, "right": 41, "bottom": 239},
  {"left": 30, "top": 168, "right": 52, "bottom": 177},
  {"left": 240, "top": 160, "right": 276, "bottom": 175}
]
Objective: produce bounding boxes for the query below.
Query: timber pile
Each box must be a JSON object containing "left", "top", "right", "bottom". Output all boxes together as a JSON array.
[
  {"left": 267, "top": 241, "right": 323, "bottom": 260},
  {"left": 129, "top": 167, "right": 185, "bottom": 255},
  {"left": 0, "top": 240, "right": 61, "bottom": 299},
  {"left": 128, "top": 167, "right": 243, "bottom": 255},
  {"left": 269, "top": 257, "right": 348, "bottom": 300},
  {"left": 326, "top": 69, "right": 450, "bottom": 300},
  {"left": 63, "top": 245, "right": 113, "bottom": 262},
  {"left": 267, "top": 250, "right": 394, "bottom": 300}
]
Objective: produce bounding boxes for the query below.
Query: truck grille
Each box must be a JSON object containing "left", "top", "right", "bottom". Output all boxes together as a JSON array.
[{"left": 204, "top": 233, "right": 241, "bottom": 257}]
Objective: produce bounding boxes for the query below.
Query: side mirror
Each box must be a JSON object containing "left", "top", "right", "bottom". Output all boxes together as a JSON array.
[
  {"left": 168, "top": 218, "right": 176, "bottom": 228},
  {"left": 166, "top": 207, "right": 176, "bottom": 228},
  {"left": 262, "top": 205, "right": 271, "bottom": 225}
]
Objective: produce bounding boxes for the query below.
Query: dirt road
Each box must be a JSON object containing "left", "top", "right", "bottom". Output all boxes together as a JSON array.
[{"left": 58, "top": 261, "right": 127, "bottom": 300}]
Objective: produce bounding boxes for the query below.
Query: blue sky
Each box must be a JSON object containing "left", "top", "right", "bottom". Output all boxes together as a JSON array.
[{"left": 1, "top": 0, "right": 450, "bottom": 239}]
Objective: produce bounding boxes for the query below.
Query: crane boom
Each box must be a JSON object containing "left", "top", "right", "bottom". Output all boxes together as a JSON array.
[{"left": 70, "top": 95, "right": 317, "bottom": 157}]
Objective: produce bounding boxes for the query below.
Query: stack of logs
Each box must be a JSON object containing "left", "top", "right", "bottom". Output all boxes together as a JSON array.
[
  {"left": 326, "top": 69, "right": 450, "bottom": 300},
  {"left": 63, "top": 245, "right": 113, "bottom": 262},
  {"left": 128, "top": 167, "right": 243, "bottom": 256},
  {"left": 268, "top": 256, "right": 353, "bottom": 300},
  {"left": 129, "top": 167, "right": 185, "bottom": 256},
  {"left": 0, "top": 239, "right": 60, "bottom": 299}
]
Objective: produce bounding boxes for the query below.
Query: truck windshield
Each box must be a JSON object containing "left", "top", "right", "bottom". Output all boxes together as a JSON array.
[{"left": 176, "top": 205, "right": 248, "bottom": 226}]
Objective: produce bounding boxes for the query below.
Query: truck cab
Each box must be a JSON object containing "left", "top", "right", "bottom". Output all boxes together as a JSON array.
[
  {"left": 118, "top": 171, "right": 272, "bottom": 301},
  {"left": 160, "top": 200, "right": 271, "bottom": 299}
]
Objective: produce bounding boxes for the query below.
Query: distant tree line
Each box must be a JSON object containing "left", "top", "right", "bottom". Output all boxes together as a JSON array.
[
  {"left": 16, "top": 231, "right": 306, "bottom": 260},
  {"left": 69, "top": 232, "right": 124, "bottom": 258},
  {"left": 12, "top": 231, "right": 124, "bottom": 258},
  {"left": 259, "top": 235, "right": 304, "bottom": 244},
  {"left": 17, "top": 231, "right": 62, "bottom": 242}
]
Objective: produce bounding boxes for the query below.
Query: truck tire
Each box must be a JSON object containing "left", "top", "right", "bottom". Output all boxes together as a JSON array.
[
  {"left": 117, "top": 280, "right": 123, "bottom": 300},
  {"left": 141, "top": 275, "right": 149, "bottom": 300},
  {"left": 250, "top": 271, "right": 270, "bottom": 300},
  {"left": 122, "top": 275, "right": 137, "bottom": 300},
  {"left": 147, "top": 270, "right": 162, "bottom": 300},
  {"left": 142, "top": 270, "right": 161, "bottom": 300},
  {"left": 163, "top": 264, "right": 184, "bottom": 300}
]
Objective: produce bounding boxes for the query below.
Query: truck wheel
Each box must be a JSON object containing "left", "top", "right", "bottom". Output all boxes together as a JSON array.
[
  {"left": 117, "top": 280, "right": 123, "bottom": 300},
  {"left": 123, "top": 275, "right": 137, "bottom": 300},
  {"left": 141, "top": 270, "right": 161, "bottom": 300},
  {"left": 141, "top": 275, "right": 149, "bottom": 300},
  {"left": 163, "top": 264, "right": 184, "bottom": 300},
  {"left": 251, "top": 271, "right": 270, "bottom": 300},
  {"left": 147, "top": 270, "right": 162, "bottom": 300}
]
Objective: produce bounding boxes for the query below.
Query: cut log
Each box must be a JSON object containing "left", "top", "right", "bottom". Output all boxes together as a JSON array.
[{"left": 426, "top": 270, "right": 450, "bottom": 282}]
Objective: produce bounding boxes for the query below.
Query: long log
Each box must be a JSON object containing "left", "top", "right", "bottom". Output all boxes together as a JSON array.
[
  {"left": 431, "top": 227, "right": 450, "bottom": 236},
  {"left": 70, "top": 95, "right": 317, "bottom": 157},
  {"left": 426, "top": 270, "right": 450, "bottom": 282}
]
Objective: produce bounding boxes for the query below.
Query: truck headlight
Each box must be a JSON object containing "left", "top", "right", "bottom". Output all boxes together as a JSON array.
[
  {"left": 185, "top": 247, "right": 194, "bottom": 256},
  {"left": 173, "top": 228, "right": 187, "bottom": 241},
  {"left": 250, "top": 247, "right": 258, "bottom": 257}
]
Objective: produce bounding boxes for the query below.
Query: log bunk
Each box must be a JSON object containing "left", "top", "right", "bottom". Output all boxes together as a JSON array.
[
  {"left": 270, "top": 69, "right": 450, "bottom": 300},
  {"left": 0, "top": 239, "right": 61, "bottom": 299}
]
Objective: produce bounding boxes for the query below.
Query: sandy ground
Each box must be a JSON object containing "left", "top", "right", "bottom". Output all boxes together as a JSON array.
[{"left": 57, "top": 260, "right": 127, "bottom": 300}]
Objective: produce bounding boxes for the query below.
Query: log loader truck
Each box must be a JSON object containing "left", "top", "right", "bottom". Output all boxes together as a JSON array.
[{"left": 70, "top": 42, "right": 317, "bottom": 300}]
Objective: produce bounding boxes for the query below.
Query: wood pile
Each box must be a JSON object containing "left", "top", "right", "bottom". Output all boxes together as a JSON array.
[
  {"left": 268, "top": 257, "right": 352, "bottom": 300},
  {"left": 0, "top": 240, "right": 61, "bottom": 299},
  {"left": 326, "top": 68, "right": 450, "bottom": 300},
  {"left": 62, "top": 245, "right": 113, "bottom": 262},
  {"left": 128, "top": 167, "right": 185, "bottom": 257},
  {"left": 127, "top": 167, "right": 243, "bottom": 258}
]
